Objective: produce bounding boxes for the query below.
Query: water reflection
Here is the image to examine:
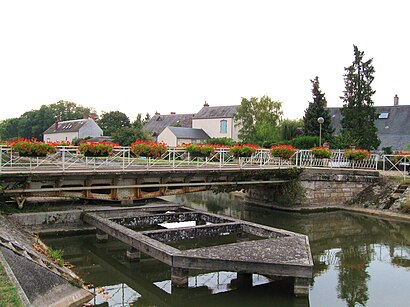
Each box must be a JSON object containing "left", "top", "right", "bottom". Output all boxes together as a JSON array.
[{"left": 42, "top": 191, "right": 410, "bottom": 306}]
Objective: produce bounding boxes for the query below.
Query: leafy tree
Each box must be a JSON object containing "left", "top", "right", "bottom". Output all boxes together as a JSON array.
[
  {"left": 206, "top": 137, "right": 235, "bottom": 146},
  {"left": 280, "top": 119, "right": 303, "bottom": 141},
  {"left": 48, "top": 100, "right": 93, "bottom": 122},
  {"left": 112, "top": 127, "right": 151, "bottom": 146},
  {"left": 340, "top": 45, "right": 380, "bottom": 150},
  {"left": 234, "top": 96, "right": 283, "bottom": 145},
  {"left": 143, "top": 112, "right": 151, "bottom": 124},
  {"left": 98, "top": 111, "right": 131, "bottom": 136},
  {"left": 303, "top": 76, "right": 333, "bottom": 141},
  {"left": 0, "top": 118, "right": 19, "bottom": 139}
]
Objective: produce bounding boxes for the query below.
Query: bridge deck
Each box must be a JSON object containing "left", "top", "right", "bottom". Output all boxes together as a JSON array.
[{"left": 81, "top": 205, "right": 313, "bottom": 296}]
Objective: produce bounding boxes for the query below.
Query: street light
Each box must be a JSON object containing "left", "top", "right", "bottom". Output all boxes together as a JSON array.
[{"left": 317, "top": 117, "right": 324, "bottom": 146}]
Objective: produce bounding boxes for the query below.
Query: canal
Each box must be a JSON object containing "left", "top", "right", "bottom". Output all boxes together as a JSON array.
[{"left": 43, "top": 191, "right": 410, "bottom": 306}]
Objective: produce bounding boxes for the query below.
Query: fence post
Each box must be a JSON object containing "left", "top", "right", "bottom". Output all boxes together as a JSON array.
[{"left": 62, "top": 148, "right": 65, "bottom": 171}]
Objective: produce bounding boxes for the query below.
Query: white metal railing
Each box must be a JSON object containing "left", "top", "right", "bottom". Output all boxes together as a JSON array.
[{"left": 0, "top": 146, "right": 405, "bottom": 177}]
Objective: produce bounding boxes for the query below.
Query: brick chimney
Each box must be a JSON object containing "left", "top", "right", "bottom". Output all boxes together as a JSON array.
[
  {"left": 54, "top": 117, "right": 60, "bottom": 130},
  {"left": 170, "top": 112, "right": 176, "bottom": 114},
  {"left": 394, "top": 94, "right": 399, "bottom": 106},
  {"left": 155, "top": 111, "right": 160, "bottom": 115},
  {"left": 203, "top": 101, "right": 209, "bottom": 107},
  {"left": 89, "top": 113, "right": 96, "bottom": 120}
]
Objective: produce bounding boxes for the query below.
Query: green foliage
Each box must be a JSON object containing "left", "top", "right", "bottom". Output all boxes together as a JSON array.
[
  {"left": 290, "top": 135, "right": 320, "bottom": 149},
  {"left": 340, "top": 45, "right": 380, "bottom": 150},
  {"left": 10, "top": 139, "right": 57, "bottom": 157},
  {"left": 206, "top": 137, "right": 235, "bottom": 146},
  {"left": 46, "top": 247, "right": 65, "bottom": 266},
  {"left": 280, "top": 119, "right": 303, "bottom": 141},
  {"left": 234, "top": 96, "right": 283, "bottom": 144},
  {"left": 311, "top": 146, "right": 332, "bottom": 159},
  {"left": 98, "top": 111, "right": 131, "bottom": 136},
  {"left": 78, "top": 142, "right": 116, "bottom": 157},
  {"left": 71, "top": 136, "right": 92, "bottom": 146},
  {"left": 229, "top": 144, "right": 258, "bottom": 157},
  {"left": 112, "top": 127, "right": 151, "bottom": 146},
  {"left": 184, "top": 144, "right": 215, "bottom": 157},
  {"left": 0, "top": 262, "right": 23, "bottom": 306},
  {"left": 303, "top": 76, "right": 333, "bottom": 140},
  {"left": 382, "top": 146, "right": 393, "bottom": 155},
  {"left": 344, "top": 148, "right": 370, "bottom": 161},
  {"left": 270, "top": 144, "right": 296, "bottom": 159},
  {"left": 130, "top": 140, "right": 168, "bottom": 158}
]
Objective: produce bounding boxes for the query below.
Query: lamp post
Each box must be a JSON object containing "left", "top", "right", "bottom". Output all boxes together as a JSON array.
[{"left": 317, "top": 117, "right": 324, "bottom": 146}]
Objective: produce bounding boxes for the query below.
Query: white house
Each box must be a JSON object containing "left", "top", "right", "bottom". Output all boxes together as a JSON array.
[
  {"left": 192, "top": 103, "right": 240, "bottom": 141},
  {"left": 157, "top": 126, "right": 210, "bottom": 147},
  {"left": 43, "top": 117, "right": 103, "bottom": 143}
]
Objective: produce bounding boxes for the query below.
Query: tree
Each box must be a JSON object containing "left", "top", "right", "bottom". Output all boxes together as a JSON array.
[
  {"left": 234, "top": 96, "right": 283, "bottom": 145},
  {"left": 303, "top": 76, "right": 333, "bottom": 141},
  {"left": 340, "top": 45, "right": 380, "bottom": 150},
  {"left": 98, "top": 111, "right": 131, "bottom": 136},
  {"left": 280, "top": 119, "right": 304, "bottom": 141},
  {"left": 112, "top": 127, "right": 151, "bottom": 146}
]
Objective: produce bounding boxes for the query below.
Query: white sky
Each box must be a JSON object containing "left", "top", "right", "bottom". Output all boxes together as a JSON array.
[{"left": 0, "top": 0, "right": 408, "bottom": 122}]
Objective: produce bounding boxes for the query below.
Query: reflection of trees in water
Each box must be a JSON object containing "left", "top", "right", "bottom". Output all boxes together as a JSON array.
[{"left": 336, "top": 245, "right": 372, "bottom": 307}]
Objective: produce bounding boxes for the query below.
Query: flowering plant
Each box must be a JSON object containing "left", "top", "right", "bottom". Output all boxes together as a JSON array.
[
  {"left": 131, "top": 140, "right": 168, "bottom": 158},
  {"left": 311, "top": 146, "right": 332, "bottom": 159},
  {"left": 270, "top": 144, "right": 296, "bottom": 160},
  {"left": 229, "top": 144, "right": 258, "bottom": 157},
  {"left": 78, "top": 142, "right": 117, "bottom": 157},
  {"left": 344, "top": 148, "right": 370, "bottom": 161},
  {"left": 9, "top": 138, "right": 57, "bottom": 157},
  {"left": 184, "top": 144, "right": 216, "bottom": 158},
  {"left": 393, "top": 152, "right": 410, "bottom": 164},
  {"left": 56, "top": 140, "right": 71, "bottom": 146}
]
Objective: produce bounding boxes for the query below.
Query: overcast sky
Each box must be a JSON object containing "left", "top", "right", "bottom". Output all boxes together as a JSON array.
[{"left": 0, "top": 0, "right": 408, "bottom": 122}]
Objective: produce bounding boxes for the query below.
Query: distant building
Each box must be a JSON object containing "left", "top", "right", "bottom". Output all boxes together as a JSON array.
[
  {"left": 157, "top": 126, "right": 210, "bottom": 147},
  {"left": 144, "top": 112, "right": 195, "bottom": 142},
  {"left": 43, "top": 116, "right": 103, "bottom": 143},
  {"left": 327, "top": 95, "right": 410, "bottom": 151},
  {"left": 192, "top": 102, "right": 240, "bottom": 141}
]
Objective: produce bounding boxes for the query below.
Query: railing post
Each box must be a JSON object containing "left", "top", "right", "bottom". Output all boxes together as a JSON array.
[
  {"left": 62, "top": 148, "right": 66, "bottom": 171},
  {"left": 173, "top": 149, "right": 175, "bottom": 169},
  {"left": 383, "top": 155, "right": 386, "bottom": 171}
]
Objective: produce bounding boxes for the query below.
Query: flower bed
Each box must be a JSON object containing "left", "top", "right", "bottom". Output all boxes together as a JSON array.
[
  {"left": 344, "top": 148, "right": 370, "bottom": 161},
  {"left": 184, "top": 144, "right": 216, "bottom": 158},
  {"left": 78, "top": 142, "right": 117, "bottom": 157},
  {"left": 311, "top": 146, "right": 332, "bottom": 159},
  {"left": 229, "top": 144, "right": 258, "bottom": 157},
  {"left": 131, "top": 140, "right": 168, "bottom": 158},
  {"left": 270, "top": 144, "right": 296, "bottom": 160},
  {"left": 9, "top": 138, "right": 56, "bottom": 157}
]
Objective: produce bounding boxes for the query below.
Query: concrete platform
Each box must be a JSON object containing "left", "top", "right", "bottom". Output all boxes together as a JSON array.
[{"left": 81, "top": 205, "right": 314, "bottom": 296}]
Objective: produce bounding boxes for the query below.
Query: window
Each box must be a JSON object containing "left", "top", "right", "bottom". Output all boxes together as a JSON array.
[
  {"left": 220, "top": 120, "right": 227, "bottom": 134},
  {"left": 379, "top": 112, "right": 389, "bottom": 119}
]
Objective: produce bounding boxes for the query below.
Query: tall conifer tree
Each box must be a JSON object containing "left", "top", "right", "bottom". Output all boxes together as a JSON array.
[{"left": 340, "top": 45, "right": 380, "bottom": 150}]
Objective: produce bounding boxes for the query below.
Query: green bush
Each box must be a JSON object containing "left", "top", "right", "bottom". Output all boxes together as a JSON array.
[
  {"left": 206, "top": 137, "right": 235, "bottom": 146},
  {"left": 290, "top": 136, "right": 320, "bottom": 149}
]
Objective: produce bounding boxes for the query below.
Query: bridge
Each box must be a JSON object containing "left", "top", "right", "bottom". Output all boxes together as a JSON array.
[{"left": 0, "top": 146, "right": 403, "bottom": 207}]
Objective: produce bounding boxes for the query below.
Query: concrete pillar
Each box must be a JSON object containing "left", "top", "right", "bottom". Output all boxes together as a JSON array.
[
  {"left": 126, "top": 247, "right": 141, "bottom": 262},
  {"left": 96, "top": 229, "right": 108, "bottom": 243},
  {"left": 171, "top": 267, "right": 189, "bottom": 288},
  {"left": 237, "top": 273, "right": 253, "bottom": 288},
  {"left": 294, "top": 277, "right": 310, "bottom": 297}
]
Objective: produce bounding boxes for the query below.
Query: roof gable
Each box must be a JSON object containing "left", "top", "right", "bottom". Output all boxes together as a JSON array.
[
  {"left": 43, "top": 118, "right": 90, "bottom": 134},
  {"left": 144, "top": 113, "right": 194, "bottom": 135}
]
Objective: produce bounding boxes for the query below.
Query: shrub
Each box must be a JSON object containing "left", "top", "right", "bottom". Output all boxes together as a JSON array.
[
  {"left": 270, "top": 144, "right": 296, "bottom": 160},
  {"left": 9, "top": 138, "right": 57, "bottom": 157},
  {"left": 131, "top": 140, "right": 168, "bottom": 158},
  {"left": 344, "top": 148, "right": 370, "bottom": 161},
  {"left": 184, "top": 144, "right": 216, "bottom": 158},
  {"left": 78, "top": 142, "right": 117, "bottom": 157},
  {"left": 207, "top": 137, "right": 235, "bottom": 146},
  {"left": 290, "top": 135, "right": 320, "bottom": 149},
  {"left": 229, "top": 144, "right": 258, "bottom": 157},
  {"left": 311, "top": 146, "right": 332, "bottom": 159}
]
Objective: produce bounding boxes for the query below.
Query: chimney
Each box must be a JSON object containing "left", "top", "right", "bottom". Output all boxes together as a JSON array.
[
  {"left": 82, "top": 112, "right": 87, "bottom": 119},
  {"left": 394, "top": 94, "right": 399, "bottom": 106},
  {"left": 203, "top": 101, "right": 209, "bottom": 107},
  {"left": 89, "top": 113, "right": 96, "bottom": 120},
  {"left": 170, "top": 112, "right": 176, "bottom": 114},
  {"left": 155, "top": 111, "right": 160, "bottom": 115},
  {"left": 54, "top": 117, "right": 60, "bottom": 130}
]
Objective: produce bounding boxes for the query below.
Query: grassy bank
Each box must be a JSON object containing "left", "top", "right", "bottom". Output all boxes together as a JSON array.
[{"left": 0, "top": 261, "right": 23, "bottom": 307}]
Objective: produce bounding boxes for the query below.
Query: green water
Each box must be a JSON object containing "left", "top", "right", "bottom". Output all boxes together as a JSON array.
[{"left": 43, "top": 192, "right": 410, "bottom": 306}]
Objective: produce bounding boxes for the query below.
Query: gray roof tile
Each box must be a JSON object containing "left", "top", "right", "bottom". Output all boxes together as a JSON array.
[
  {"left": 194, "top": 105, "right": 239, "bottom": 119},
  {"left": 144, "top": 114, "right": 194, "bottom": 136},
  {"left": 44, "top": 119, "right": 88, "bottom": 134},
  {"left": 167, "top": 126, "right": 210, "bottom": 139}
]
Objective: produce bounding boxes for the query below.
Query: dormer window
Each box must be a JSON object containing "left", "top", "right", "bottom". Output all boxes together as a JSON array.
[{"left": 379, "top": 112, "right": 389, "bottom": 119}]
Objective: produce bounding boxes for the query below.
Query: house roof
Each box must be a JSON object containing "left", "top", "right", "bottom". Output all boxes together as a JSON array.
[
  {"left": 144, "top": 113, "right": 194, "bottom": 136},
  {"left": 327, "top": 105, "right": 410, "bottom": 150},
  {"left": 44, "top": 118, "right": 89, "bottom": 134},
  {"left": 194, "top": 105, "right": 239, "bottom": 119},
  {"left": 166, "top": 126, "right": 210, "bottom": 139}
]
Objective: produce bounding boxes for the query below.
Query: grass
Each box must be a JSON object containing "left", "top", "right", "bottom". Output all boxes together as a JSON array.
[
  {"left": 46, "top": 247, "right": 64, "bottom": 266},
  {"left": 0, "top": 261, "right": 23, "bottom": 307}
]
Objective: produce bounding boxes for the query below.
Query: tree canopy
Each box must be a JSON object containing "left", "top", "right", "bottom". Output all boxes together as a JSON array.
[
  {"left": 303, "top": 76, "right": 333, "bottom": 141},
  {"left": 340, "top": 45, "right": 380, "bottom": 150},
  {"left": 98, "top": 111, "right": 131, "bottom": 136},
  {"left": 234, "top": 95, "right": 283, "bottom": 145}
]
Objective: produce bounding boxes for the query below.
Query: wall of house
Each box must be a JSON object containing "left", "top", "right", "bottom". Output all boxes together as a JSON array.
[
  {"left": 78, "top": 118, "right": 103, "bottom": 139},
  {"left": 193, "top": 118, "right": 239, "bottom": 141},
  {"left": 44, "top": 132, "right": 78, "bottom": 143},
  {"left": 157, "top": 128, "right": 177, "bottom": 147}
]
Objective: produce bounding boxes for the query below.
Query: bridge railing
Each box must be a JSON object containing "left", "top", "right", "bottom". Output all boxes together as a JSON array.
[
  {"left": 0, "top": 145, "right": 398, "bottom": 175},
  {"left": 381, "top": 154, "right": 409, "bottom": 178}
]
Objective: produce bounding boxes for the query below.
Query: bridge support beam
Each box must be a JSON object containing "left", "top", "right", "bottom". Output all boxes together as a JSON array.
[
  {"left": 96, "top": 229, "right": 108, "bottom": 243},
  {"left": 294, "top": 277, "right": 309, "bottom": 297},
  {"left": 171, "top": 267, "right": 189, "bottom": 288},
  {"left": 126, "top": 247, "right": 141, "bottom": 262}
]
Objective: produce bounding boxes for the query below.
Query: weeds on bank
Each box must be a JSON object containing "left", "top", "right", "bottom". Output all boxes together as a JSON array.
[{"left": 0, "top": 262, "right": 23, "bottom": 307}]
